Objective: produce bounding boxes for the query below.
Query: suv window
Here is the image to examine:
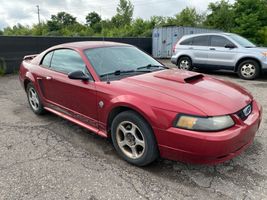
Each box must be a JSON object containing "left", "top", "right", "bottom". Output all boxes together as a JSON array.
[
  {"left": 41, "top": 51, "right": 54, "bottom": 67},
  {"left": 180, "top": 38, "right": 193, "bottom": 45},
  {"left": 211, "top": 36, "right": 233, "bottom": 47},
  {"left": 192, "top": 36, "right": 210, "bottom": 46},
  {"left": 50, "top": 49, "right": 86, "bottom": 74}
]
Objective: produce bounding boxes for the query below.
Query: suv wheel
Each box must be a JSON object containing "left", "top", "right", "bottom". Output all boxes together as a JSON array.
[
  {"left": 237, "top": 60, "right": 260, "bottom": 80},
  {"left": 111, "top": 111, "right": 158, "bottom": 166},
  {"left": 177, "top": 57, "right": 193, "bottom": 71}
]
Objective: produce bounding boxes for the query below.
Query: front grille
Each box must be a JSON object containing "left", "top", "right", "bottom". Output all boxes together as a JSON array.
[{"left": 236, "top": 103, "right": 252, "bottom": 121}]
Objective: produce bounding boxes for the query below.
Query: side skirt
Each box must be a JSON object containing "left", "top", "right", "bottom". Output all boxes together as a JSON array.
[{"left": 44, "top": 106, "right": 107, "bottom": 138}]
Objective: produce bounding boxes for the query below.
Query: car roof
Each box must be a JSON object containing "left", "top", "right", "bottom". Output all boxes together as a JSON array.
[
  {"left": 52, "top": 41, "right": 132, "bottom": 50},
  {"left": 181, "top": 32, "right": 234, "bottom": 39}
]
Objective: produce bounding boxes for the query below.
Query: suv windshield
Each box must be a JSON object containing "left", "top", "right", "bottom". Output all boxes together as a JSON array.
[
  {"left": 228, "top": 34, "right": 256, "bottom": 48},
  {"left": 84, "top": 46, "right": 164, "bottom": 79}
]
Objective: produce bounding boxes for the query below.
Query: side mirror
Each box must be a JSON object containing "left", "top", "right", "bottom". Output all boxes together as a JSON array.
[
  {"left": 225, "top": 44, "right": 236, "bottom": 49},
  {"left": 68, "top": 70, "right": 90, "bottom": 81}
]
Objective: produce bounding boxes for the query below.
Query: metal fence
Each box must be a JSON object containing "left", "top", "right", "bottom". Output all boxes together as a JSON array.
[
  {"left": 0, "top": 36, "right": 152, "bottom": 74},
  {"left": 152, "top": 26, "right": 221, "bottom": 58}
]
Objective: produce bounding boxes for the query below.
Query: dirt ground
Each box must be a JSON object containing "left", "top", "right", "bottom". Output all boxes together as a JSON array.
[{"left": 0, "top": 60, "right": 266, "bottom": 200}]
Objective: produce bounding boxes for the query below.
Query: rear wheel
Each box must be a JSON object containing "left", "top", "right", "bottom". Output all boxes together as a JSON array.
[
  {"left": 26, "top": 83, "right": 46, "bottom": 115},
  {"left": 237, "top": 60, "right": 260, "bottom": 80},
  {"left": 111, "top": 111, "right": 158, "bottom": 166},
  {"left": 177, "top": 56, "right": 193, "bottom": 71}
]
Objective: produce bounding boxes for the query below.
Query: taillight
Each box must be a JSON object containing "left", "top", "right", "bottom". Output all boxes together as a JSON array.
[{"left": 172, "top": 40, "right": 179, "bottom": 53}]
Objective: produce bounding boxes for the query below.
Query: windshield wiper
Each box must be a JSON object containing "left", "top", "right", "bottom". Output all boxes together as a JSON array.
[
  {"left": 137, "top": 64, "right": 168, "bottom": 71},
  {"left": 100, "top": 70, "right": 136, "bottom": 77}
]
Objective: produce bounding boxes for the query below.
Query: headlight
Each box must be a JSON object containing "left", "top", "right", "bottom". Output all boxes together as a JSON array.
[
  {"left": 174, "top": 114, "right": 235, "bottom": 131},
  {"left": 262, "top": 52, "right": 267, "bottom": 57}
]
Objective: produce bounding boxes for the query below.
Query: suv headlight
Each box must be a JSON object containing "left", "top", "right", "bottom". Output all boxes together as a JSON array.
[
  {"left": 262, "top": 52, "right": 267, "bottom": 57},
  {"left": 174, "top": 114, "right": 235, "bottom": 131}
]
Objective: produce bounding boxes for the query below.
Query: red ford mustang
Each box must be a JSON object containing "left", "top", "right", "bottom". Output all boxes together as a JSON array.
[{"left": 19, "top": 41, "right": 262, "bottom": 166}]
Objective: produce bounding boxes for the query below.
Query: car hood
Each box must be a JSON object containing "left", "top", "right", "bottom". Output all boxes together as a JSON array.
[
  {"left": 242, "top": 46, "right": 267, "bottom": 53},
  {"left": 121, "top": 69, "right": 253, "bottom": 116}
]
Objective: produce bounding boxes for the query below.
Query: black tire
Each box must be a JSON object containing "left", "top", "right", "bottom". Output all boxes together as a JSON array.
[
  {"left": 177, "top": 56, "right": 193, "bottom": 71},
  {"left": 26, "top": 83, "right": 46, "bottom": 115},
  {"left": 111, "top": 111, "right": 158, "bottom": 166},
  {"left": 237, "top": 60, "right": 260, "bottom": 80}
]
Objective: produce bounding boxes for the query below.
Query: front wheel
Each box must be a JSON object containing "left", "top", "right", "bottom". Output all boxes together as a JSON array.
[
  {"left": 237, "top": 60, "right": 260, "bottom": 80},
  {"left": 177, "top": 56, "right": 193, "bottom": 71},
  {"left": 111, "top": 111, "right": 158, "bottom": 166}
]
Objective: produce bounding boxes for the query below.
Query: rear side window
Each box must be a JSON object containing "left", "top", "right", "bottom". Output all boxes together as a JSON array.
[
  {"left": 180, "top": 38, "right": 193, "bottom": 45},
  {"left": 192, "top": 36, "right": 210, "bottom": 46},
  {"left": 41, "top": 51, "right": 53, "bottom": 68},
  {"left": 50, "top": 49, "right": 86, "bottom": 74},
  {"left": 211, "top": 36, "right": 233, "bottom": 47}
]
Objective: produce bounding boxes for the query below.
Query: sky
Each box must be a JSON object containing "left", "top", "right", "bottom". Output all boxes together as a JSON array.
[{"left": 0, "top": 0, "right": 235, "bottom": 30}]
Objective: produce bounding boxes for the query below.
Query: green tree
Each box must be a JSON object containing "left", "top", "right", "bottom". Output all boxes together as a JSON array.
[
  {"left": 86, "top": 12, "right": 101, "bottom": 27},
  {"left": 204, "top": 0, "right": 235, "bottom": 31},
  {"left": 233, "top": 0, "right": 267, "bottom": 44},
  {"left": 112, "top": 0, "right": 134, "bottom": 27},
  {"left": 175, "top": 7, "right": 203, "bottom": 26},
  {"left": 3, "top": 24, "right": 31, "bottom": 36},
  {"left": 149, "top": 16, "right": 167, "bottom": 27},
  {"left": 0, "top": 30, "right": 3, "bottom": 35},
  {"left": 85, "top": 12, "right": 102, "bottom": 33},
  {"left": 47, "top": 12, "right": 77, "bottom": 32}
]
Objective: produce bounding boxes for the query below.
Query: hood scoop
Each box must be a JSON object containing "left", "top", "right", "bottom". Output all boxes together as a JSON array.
[{"left": 154, "top": 69, "right": 204, "bottom": 83}]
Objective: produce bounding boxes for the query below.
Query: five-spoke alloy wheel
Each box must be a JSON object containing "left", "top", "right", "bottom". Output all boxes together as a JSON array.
[
  {"left": 111, "top": 111, "right": 158, "bottom": 166},
  {"left": 26, "top": 83, "right": 45, "bottom": 115}
]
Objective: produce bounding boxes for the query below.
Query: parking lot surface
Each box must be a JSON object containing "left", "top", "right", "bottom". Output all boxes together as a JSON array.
[{"left": 0, "top": 61, "right": 266, "bottom": 200}]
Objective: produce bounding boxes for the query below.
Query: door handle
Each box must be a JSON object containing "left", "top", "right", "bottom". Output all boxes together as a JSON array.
[
  {"left": 210, "top": 48, "right": 216, "bottom": 50},
  {"left": 46, "top": 76, "right": 52, "bottom": 80},
  {"left": 189, "top": 47, "right": 194, "bottom": 49}
]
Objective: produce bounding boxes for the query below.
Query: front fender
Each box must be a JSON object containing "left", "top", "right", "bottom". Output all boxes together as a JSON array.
[
  {"left": 99, "top": 94, "right": 177, "bottom": 132},
  {"left": 106, "top": 95, "right": 157, "bottom": 127}
]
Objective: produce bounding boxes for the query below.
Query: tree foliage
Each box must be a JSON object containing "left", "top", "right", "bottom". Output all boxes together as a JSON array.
[
  {"left": 233, "top": 0, "right": 267, "bottom": 44},
  {"left": 205, "top": 0, "right": 235, "bottom": 31},
  {"left": 1, "top": 0, "right": 267, "bottom": 45},
  {"left": 175, "top": 7, "right": 204, "bottom": 26},
  {"left": 113, "top": 0, "right": 134, "bottom": 26}
]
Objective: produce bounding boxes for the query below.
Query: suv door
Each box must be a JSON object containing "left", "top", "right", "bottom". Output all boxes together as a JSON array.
[
  {"left": 39, "top": 49, "right": 98, "bottom": 128},
  {"left": 190, "top": 35, "right": 210, "bottom": 66},
  {"left": 207, "top": 35, "right": 237, "bottom": 69}
]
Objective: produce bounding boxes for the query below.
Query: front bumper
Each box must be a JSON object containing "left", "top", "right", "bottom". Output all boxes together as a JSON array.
[
  {"left": 262, "top": 58, "right": 267, "bottom": 73},
  {"left": 154, "top": 100, "right": 262, "bottom": 164}
]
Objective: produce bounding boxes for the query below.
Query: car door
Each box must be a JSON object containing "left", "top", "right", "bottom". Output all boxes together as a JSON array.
[
  {"left": 207, "top": 35, "right": 237, "bottom": 69},
  {"left": 190, "top": 35, "right": 210, "bottom": 65},
  {"left": 38, "top": 49, "right": 98, "bottom": 128}
]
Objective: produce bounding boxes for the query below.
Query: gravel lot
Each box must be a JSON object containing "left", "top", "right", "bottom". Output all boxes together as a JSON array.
[{"left": 0, "top": 60, "right": 266, "bottom": 200}]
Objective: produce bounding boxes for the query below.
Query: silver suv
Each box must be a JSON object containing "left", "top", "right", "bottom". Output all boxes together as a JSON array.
[{"left": 171, "top": 33, "right": 267, "bottom": 80}]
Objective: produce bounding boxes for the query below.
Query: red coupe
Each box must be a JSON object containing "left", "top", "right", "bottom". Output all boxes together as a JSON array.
[{"left": 19, "top": 41, "right": 262, "bottom": 166}]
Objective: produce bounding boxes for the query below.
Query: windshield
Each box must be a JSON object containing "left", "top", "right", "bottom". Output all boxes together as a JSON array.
[
  {"left": 84, "top": 46, "right": 163, "bottom": 78},
  {"left": 228, "top": 34, "right": 256, "bottom": 48}
]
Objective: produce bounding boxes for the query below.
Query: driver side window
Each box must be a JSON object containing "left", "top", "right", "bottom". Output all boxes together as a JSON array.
[
  {"left": 50, "top": 49, "right": 87, "bottom": 74},
  {"left": 211, "top": 36, "right": 234, "bottom": 47}
]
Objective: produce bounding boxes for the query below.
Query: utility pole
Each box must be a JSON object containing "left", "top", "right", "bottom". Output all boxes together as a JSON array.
[{"left": 36, "top": 5, "right": 40, "bottom": 25}]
